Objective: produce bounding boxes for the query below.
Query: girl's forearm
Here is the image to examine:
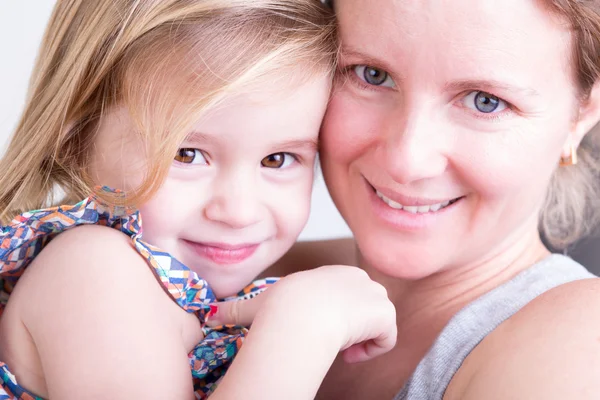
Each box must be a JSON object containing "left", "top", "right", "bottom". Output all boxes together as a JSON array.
[{"left": 210, "top": 305, "right": 339, "bottom": 400}]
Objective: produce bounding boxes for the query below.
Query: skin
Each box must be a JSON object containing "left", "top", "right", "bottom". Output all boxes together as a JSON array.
[
  {"left": 266, "top": 0, "right": 600, "bottom": 398},
  {"left": 90, "top": 76, "right": 330, "bottom": 298},
  {"left": 0, "top": 69, "right": 331, "bottom": 398}
]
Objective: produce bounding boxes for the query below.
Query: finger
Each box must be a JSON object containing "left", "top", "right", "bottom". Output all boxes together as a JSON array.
[
  {"left": 205, "top": 295, "right": 266, "bottom": 327},
  {"left": 342, "top": 328, "right": 397, "bottom": 363}
]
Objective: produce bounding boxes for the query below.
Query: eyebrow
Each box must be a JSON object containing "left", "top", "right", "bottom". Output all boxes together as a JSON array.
[
  {"left": 444, "top": 80, "right": 541, "bottom": 97},
  {"left": 186, "top": 131, "right": 215, "bottom": 144},
  {"left": 340, "top": 46, "right": 399, "bottom": 78},
  {"left": 273, "top": 138, "right": 319, "bottom": 153},
  {"left": 340, "top": 46, "right": 541, "bottom": 98},
  {"left": 186, "top": 131, "right": 318, "bottom": 152}
]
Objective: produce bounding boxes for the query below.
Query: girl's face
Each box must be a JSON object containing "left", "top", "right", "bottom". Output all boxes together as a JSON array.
[
  {"left": 321, "top": 0, "right": 598, "bottom": 278},
  {"left": 91, "top": 70, "right": 330, "bottom": 298}
]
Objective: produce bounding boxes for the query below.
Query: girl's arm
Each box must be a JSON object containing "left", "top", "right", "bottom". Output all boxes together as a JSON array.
[
  {"left": 210, "top": 265, "right": 398, "bottom": 400},
  {"left": 15, "top": 225, "right": 197, "bottom": 399}
]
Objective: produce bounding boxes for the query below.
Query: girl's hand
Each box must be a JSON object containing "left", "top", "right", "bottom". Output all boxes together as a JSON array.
[{"left": 207, "top": 265, "right": 397, "bottom": 363}]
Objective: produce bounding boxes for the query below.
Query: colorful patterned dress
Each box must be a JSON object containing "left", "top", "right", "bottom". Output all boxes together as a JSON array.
[{"left": 0, "top": 187, "right": 277, "bottom": 399}]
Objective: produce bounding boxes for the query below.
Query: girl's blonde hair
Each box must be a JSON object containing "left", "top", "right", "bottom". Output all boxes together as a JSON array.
[{"left": 0, "top": 0, "right": 337, "bottom": 223}]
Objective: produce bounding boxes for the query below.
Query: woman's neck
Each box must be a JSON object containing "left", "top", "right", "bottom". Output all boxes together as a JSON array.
[{"left": 359, "top": 229, "right": 550, "bottom": 337}]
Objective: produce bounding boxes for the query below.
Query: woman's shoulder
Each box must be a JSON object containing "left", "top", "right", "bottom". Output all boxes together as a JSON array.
[
  {"left": 450, "top": 264, "right": 600, "bottom": 399},
  {"left": 489, "top": 256, "right": 600, "bottom": 350}
]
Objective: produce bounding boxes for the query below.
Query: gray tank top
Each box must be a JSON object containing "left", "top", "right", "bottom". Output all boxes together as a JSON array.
[{"left": 394, "top": 254, "right": 596, "bottom": 400}]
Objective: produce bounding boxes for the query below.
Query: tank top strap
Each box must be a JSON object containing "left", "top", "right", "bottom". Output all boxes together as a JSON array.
[{"left": 395, "top": 254, "right": 596, "bottom": 400}]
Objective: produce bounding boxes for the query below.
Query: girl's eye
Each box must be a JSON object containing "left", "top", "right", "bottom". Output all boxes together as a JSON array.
[
  {"left": 261, "top": 152, "right": 296, "bottom": 169},
  {"left": 463, "top": 91, "right": 508, "bottom": 113},
  {"left": 174, "top": 148, "right": 208, "bottom": 165},
  {"left": 353, "top": 65, "right": 395, "bottom": 88}
]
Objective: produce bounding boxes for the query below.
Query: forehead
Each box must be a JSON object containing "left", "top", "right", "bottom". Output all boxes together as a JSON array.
[
  {"left": 192, "top": 71, "right": 330, "bottom": 136},
  {"left": 336, "top": 0, "right": 574, "bottom": 90}
]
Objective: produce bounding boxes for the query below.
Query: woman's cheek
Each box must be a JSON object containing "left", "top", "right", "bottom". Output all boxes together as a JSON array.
[
  {"left": 322, "top": 94, "right": 381, "bottom": 161},
  {"left": 453, "top": 122, "right": 561, "bottom": 203}
]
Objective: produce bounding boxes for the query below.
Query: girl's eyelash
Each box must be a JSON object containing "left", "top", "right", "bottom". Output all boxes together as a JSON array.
[
  {"left": 261, "top": 152, "right": 303, "bottom": 171},
  {"left": 285, "top": 153, "right": 303, "bottom": 165}
]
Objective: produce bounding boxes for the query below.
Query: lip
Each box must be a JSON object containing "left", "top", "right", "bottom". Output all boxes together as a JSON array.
[
  {"left": 364, "top": 178, "right": 464, "bottom": 231},
  {"left": 183, "top": 240, "right": 260, "bottom": 265},
  {"left": 373, "top": 187, "right": 459, "bottom": 207}
]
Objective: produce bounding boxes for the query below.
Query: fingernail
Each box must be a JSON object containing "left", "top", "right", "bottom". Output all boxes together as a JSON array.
[{"left": 208, "top": 304, "right": 218, "bottom": 318}]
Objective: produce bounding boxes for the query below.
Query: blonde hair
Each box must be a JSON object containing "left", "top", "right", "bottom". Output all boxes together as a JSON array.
[
  {"left": 0, "top": 0, "right": 337, "bottom": 223},
  {"left": 540, "top": 0, "right": 600, "bottom": 250}
]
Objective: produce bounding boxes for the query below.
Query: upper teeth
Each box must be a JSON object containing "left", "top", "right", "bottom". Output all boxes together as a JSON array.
[{"left": 376, "top": 190, "right": 451, "bottom": 214}]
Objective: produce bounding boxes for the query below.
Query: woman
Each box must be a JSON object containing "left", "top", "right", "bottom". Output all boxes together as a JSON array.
[{"left": 214, "top": 0, "right": 600, "bottom": 398}]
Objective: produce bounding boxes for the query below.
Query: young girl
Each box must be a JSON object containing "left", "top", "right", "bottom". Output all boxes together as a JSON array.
[{"left": 0, "top": 1, "right": 398, "bottom": 399}]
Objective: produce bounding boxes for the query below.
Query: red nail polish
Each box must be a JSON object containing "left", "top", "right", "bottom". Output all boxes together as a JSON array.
[{"left": 209, "top": 304, "right": 218, "bottom": 318}]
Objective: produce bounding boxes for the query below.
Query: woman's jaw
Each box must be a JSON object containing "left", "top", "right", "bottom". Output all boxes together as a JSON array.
[
  {"left": 321, "top": 0, "right": 577, "bottom": 285},
  {"left": 353, "top": 223, "right": 549, "bottom": 326}
]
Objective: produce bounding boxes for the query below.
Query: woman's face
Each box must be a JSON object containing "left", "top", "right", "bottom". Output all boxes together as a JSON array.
[{"left": 321, "top": 0, "right": 588, "bottom": 277}]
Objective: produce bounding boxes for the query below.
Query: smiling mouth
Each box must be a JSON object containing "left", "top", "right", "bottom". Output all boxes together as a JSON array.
[
  {"left": 374, "top": 189, "right": 464, "bottom": 214},
  {"left": 183, "top": 240, "right": 260, "bottom": 265}
]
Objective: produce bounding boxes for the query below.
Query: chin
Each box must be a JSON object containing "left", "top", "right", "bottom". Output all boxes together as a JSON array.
[
  {"left": 209, "top": 281, "right": 247, "bottom": 300},
  {"left": 356, "top": 233, "right": 449, "bottom": 280}
]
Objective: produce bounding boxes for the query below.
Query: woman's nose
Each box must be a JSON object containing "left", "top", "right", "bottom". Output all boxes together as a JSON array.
[{"left": 382, "top": 109, "right": 449, "bottom": 185}]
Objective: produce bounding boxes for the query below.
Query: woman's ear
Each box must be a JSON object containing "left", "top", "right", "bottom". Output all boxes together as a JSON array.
[{"left": 567, "top": 81, "right": 600, "bottom": 154}]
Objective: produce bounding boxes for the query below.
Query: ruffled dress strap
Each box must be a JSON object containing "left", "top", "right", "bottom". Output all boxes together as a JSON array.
[{"left": 0, "top": 187, "right": 278, "bottom": 399}]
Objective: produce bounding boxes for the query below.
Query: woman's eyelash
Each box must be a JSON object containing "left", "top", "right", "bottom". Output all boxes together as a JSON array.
[
  {"left": 338, "top": 64, "right": 397, "bottom": 92},
  {"left": 467, "top": 109, "right": 511, "bottom": 122},
  {"left": 339, "top": 64, "right": 516, "bottom": 122},
  {"left": 337, "top": 65, "right": 377, "bottom": 91},
  {"left": 458, "top": 90, "right": 516, "bottom": 122}
]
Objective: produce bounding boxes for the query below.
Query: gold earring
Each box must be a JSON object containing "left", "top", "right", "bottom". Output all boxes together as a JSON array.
[{"left": 560, "top": 143, "right": 578, "bottom": 166}]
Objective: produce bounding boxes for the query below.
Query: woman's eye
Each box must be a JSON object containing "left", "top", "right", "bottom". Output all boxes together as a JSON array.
[
  {"left": 174, "top": 148, "right": 208, "bottom": 165},
  {"left": 261, "top": 152, "right": 296, "bottom": 169},
  {"left": 463, "top": 91, "right": 508, "bottom": 114},
  {"left": 353, "top": 65, "right": 395, "bottom": 88}
]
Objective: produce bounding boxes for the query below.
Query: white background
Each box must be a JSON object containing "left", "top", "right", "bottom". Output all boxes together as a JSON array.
[
  {"left": 0, "top": 1, "right": 352, "bottom": 241},
  {"left": 2, "top": 2, "right": 600, "bottom": 272}
]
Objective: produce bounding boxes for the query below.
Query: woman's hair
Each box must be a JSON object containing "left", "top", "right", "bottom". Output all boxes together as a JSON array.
[
  {"left": 0, "top": 0, "right": 337, "bottom": 223},
  {"left": 324, "top": 0, "right": 600, "bottom": 251},
  {"left": 540, "top": 0, "right": 600, "bottom": 250}
]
